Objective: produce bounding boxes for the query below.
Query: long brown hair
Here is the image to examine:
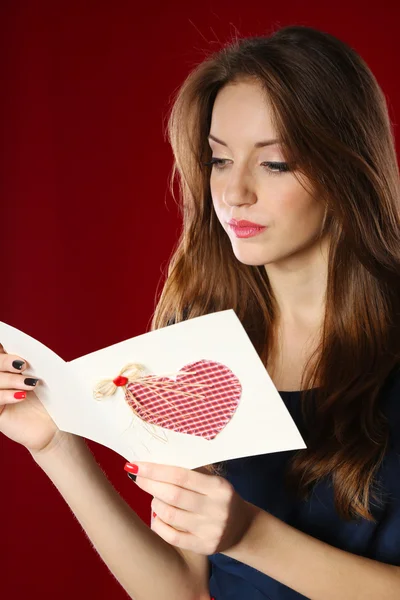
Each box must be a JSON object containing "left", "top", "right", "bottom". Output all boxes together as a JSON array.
[{"left": 150, "top": 25, "right": 400, "bottom": 521}]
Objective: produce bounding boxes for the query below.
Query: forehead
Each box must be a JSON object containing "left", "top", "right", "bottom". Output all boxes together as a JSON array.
[
  {"left": 207, "top": 132, "right": 282, "bottom": 149},
  {"left": 210, "top": 80, "right": 278, "bottom": 146}
]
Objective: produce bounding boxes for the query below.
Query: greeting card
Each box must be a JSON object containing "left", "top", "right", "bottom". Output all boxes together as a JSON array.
[{"left": 0, "top": 310, "right": 306, "bottom": 468}]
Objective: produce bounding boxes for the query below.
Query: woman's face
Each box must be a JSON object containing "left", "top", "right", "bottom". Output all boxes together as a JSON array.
[{"left": 208, "top": 78, "right": 328, "bottom": 268}]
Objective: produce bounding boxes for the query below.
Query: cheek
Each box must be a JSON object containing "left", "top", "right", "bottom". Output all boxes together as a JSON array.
[
  {"left": 210, "top": 180, "right": 221, "bottom": 205},
  {"left": 272, "top": 180, "right": 323, "bottom": 229},
  {"left": 211, "top": 191, "right": 225, "bottom": 222},
  {"left": 279, "top": 198, "right": 325, "bottom": 234}
]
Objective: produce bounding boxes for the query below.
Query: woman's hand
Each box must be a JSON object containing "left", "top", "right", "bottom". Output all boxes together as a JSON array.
[
  {"left": 125, "top": 461, "right": 258, "bottom": 555},
  {"left": 0, "top": 343, "right": 58, "bottom": 452}
]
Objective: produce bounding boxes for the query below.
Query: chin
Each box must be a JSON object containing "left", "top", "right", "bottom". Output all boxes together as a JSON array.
[{"left": 231, "top": 249, "right": 272, "bottom": 267}]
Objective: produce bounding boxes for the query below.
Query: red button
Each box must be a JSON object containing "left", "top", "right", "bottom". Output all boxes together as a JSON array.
[{"left": 113, "top": 375, "right": 128, "bottom": 386}]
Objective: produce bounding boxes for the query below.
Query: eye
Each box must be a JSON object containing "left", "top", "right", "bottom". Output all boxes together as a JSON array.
[
  {"left": 261, "top": 162, "right": 291, "bottom": 174},
  {"left": 202, "top": 158, "right": 291, "bottom": 175},
  {"left": 202, "top": 158, "right": 228, "bottom": 170}
]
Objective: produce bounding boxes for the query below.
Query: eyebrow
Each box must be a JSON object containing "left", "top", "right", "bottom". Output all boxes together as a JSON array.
[{"left": 207, "top": 133, "right": 282, "bottom": 148}]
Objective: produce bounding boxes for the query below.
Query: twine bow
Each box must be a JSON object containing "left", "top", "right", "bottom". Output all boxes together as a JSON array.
[{"left": 93, "top": 362, "right": 213, "bottom": 427}]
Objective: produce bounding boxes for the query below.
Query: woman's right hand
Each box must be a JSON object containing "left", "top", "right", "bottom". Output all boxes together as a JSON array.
[{"left": 0, "top": 343, "right": 59, "bottom": 453}]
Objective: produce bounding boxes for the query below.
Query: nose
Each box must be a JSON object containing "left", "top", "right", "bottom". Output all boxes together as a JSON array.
[{"left": 220, "top": 168, "right": 257, "bottom": 208}]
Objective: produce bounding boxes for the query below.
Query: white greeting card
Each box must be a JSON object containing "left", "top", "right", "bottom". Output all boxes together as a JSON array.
[{"left": 0, "top": 310, "right": 306, "bottom": 468}]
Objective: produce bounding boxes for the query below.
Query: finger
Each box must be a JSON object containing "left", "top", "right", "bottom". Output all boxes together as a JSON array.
[
  {"left": 126, "top": 461, "right": 218, "bottom": 494},
  {"left": 0, "top": 373, "right": 39, "bottom": 391},
  {"left": 151, "top": 496, "right": 195, "bottom": 532},
  {"left": 151, "top": 515, "right": 201, "bottom": 553},
  {"left": 0, "top": 390, "right": 31, "bottom": 404},
  {"left": 151, "top": 498, "right": 193, "bottom": 535},
  {"left": 135, "top": 476, "right": 204, "bottom": 512},
  {"left": 0, "top": 352, "right": 30, "bottom": 373}
]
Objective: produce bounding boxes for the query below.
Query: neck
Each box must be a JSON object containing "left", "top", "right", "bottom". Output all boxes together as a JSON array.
[{"left": 265, "top": 235, "right": 330, "bottom": 331}]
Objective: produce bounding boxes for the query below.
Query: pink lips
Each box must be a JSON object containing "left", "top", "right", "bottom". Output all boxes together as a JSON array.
[
  {"left": 228, "top": 220, "right": 267, "bottom": 239},
  {"left": 228, "top": 219, "right": 266, "bottom": 228}
]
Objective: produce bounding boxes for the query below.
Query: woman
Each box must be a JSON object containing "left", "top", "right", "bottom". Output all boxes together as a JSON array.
[{"left": 1, "top": 24, "right": 400, "bottom": 600}]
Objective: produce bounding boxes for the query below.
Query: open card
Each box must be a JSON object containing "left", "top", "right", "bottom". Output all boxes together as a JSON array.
[{"left": 0, "top": 310, "right": 306, "bottom": 468}]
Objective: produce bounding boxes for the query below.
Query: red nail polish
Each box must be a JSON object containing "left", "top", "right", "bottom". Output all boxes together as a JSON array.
[
  {"left": 124, "top": 463, "right": 139, "bottom": 474},
  {"left": 14, "top": 391, "right": 26, "bottom": 399},
  {"left": 152, "top": 511, "right": 157, "bottom": 518}
]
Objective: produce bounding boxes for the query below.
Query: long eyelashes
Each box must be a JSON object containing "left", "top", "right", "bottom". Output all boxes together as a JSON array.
[{"left": 202, "top": 158, "right": 291, "bottom": 175}]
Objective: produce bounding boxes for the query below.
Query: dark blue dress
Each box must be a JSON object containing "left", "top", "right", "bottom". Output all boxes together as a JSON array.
[{"left": 208, "top": 367, "right": 400, "bottom": 599}]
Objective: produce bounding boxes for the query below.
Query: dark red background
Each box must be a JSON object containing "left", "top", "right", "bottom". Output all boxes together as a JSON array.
[{"left": 0, "top": 1, "right": 398, "bottom": 598}]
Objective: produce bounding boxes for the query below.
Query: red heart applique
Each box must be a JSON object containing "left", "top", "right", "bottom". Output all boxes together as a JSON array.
[{"left": 125, "top": 359, "right": 242, "bottom": 440}]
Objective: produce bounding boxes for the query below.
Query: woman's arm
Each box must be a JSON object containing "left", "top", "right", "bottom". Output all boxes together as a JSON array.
[
  {"left": 30, "top": 431, "right": 210, "bottom": 600},
  {"left": 224, "top": 501, "right": 400, "bottom": 600}
]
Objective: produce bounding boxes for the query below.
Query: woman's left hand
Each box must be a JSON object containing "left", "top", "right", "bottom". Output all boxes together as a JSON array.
[{"left": 125, "top": 461, "right": 258, "bottom": 555}]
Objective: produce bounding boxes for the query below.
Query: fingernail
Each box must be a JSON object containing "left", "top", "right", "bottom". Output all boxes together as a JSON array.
[
  {"left": 124, "top": 463, "right": 139, "bottom": 474},
  {"left": 12, "top": 360, "right": 25, "bottom": 370},
  {"left": 24, "top": 378, "right": 39, "bottom": 386},
  {"left": 127, "top": 473, "right": 137, "bottom": 482},
  {"left": 14, "top": 392, "right": 26, "bottom": 399}
]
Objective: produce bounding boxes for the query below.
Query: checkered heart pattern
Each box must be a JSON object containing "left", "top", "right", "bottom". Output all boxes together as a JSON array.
[{"left": 125, "top": 359, "right": 242, "bottom": 440}]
